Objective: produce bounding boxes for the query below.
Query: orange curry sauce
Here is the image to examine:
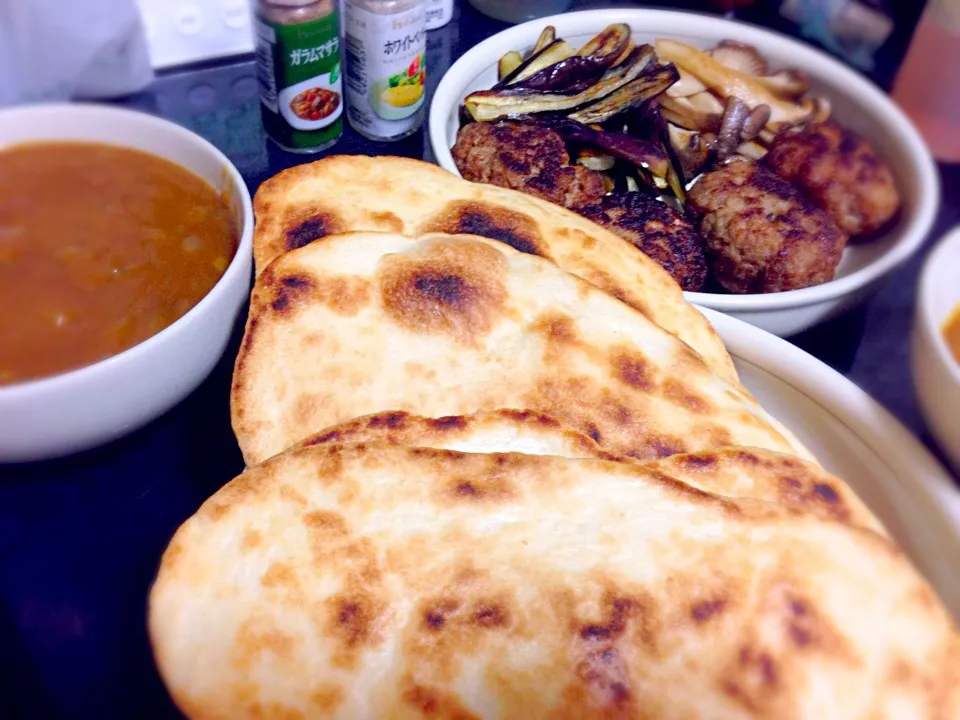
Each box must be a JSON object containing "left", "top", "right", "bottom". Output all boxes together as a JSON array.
[
  {"left": 943, "top": 303, "right": 960, "bottom": 365},
  {"left": 0, "top": 141, "right": 237, "bottom": 383}
]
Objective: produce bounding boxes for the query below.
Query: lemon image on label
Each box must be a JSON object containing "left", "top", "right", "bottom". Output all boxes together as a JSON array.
[{"left": 381, "top": 84, "right": 423, "bottom": 107}]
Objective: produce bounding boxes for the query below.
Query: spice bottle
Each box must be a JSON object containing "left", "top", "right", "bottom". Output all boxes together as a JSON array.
[
  {"left": 344, "top": 0, "right": 427, "bottom": 141},
  {"left": 425, "top": 0, "right": 453, "bottom": 30},
  {"left": 255, "top": 0, "right": 343, "bottom": 153}
]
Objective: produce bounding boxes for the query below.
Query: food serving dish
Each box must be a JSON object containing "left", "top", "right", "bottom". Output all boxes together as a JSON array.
[
  {"left": 0, "top": 103, "right": 253, "bottom": 463},
  {"left": 913, "top": 226, "right": 960, "bottom": 475},
  {"left": 707, "top": 307, "right": 960, "bottom": 617},
  {"left": 430, "top": 9, "right": 939, "bottom": 337}
]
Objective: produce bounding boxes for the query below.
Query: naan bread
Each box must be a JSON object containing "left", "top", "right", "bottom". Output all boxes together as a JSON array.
[
  {"left": 251, "top": 155, "right": 738, "bottom": 384},
  {"left": 300, "top": 411, "right": 880, "bottom": 532},
  {"left": 231, "top": 232, "right": 809, "bottom": 465},
  {"left": 149, "top": 443, "right": 958, "bottom": 720}
]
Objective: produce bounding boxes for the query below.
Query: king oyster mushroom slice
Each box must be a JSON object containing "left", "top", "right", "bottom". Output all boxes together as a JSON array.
[
  {"left": 665, "top": 68, "right": 707, "bottom": 98},
  {"left": 577, "top": 147, "right": 616, "bottom": 171},
  {"left": 803, "top": 96, "right": 832, "bottom": 123},
  {"left": 710, "top": 40, "right": 769, "bottom": 76},
  {"left": 756, "top": 69, "right": 810, "bottom": 99},
  {"left": 736, "top": 140, "right": 768, "bottom": 160},
  {"left": 659, "top": 92, "right": 724, "bottom": 131},
  {"left": 655, "top": 38, "right": 811, "bottom": 128},
  {"left": 667, "top": 123, "right": 713, "bottom": 179}
]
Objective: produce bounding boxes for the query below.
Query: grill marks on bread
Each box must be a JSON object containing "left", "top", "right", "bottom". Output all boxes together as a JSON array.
[{"left": 378, "top": 238, "right": 508, "bottom": 346}]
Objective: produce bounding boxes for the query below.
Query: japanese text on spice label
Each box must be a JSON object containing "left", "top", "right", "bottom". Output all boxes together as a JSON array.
[
  {"left": 291, "top": 38, "right": 340, "bottom": 65},
  {"left": 384, "top": 31, "right": 424, "bottom": 56}
]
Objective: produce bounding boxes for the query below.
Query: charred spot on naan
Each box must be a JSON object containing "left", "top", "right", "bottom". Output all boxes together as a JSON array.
[
  {"left": 402, "top": 681, "right": 482, "bottom": 719},
  {"left": 661, "top": 378, "right": 715, "bottom": 414},
  {"left": 367, "top": 210, "right": 404, "bottom": 233},
  {"left": 283, "top": 209, "right": 342, "bottom": 251},
  {"left": 268, "top": 273, "right": 315, "bottom": 314},
  {"left": 611, "top": 348, "right": 656, "bottom": 392},
  {"left": 317, "top": 275, "right": 371, "bottom": 316},
  {"left": 378, "top": 238, "right": 508, "bottom": 345},
  {"left": 530, "top": 311, "right": 580, "bottom": 346},
  {"left": 325, "top": 590, "right": 388, "bottom": 665},
  {"left": 426, "top": 414, "right": 467, "bottom": 431},
  {"left": 691, "top": 597, "right": 728, "bottom": 622},
  {"left": 421, "top": 201, "right": 549, "bottom": 258},
  {"left": 447, "top": 470, "right": 515, "bottom": 503}
]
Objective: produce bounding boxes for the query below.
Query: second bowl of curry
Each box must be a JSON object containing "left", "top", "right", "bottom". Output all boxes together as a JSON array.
[{"left": 0, "top": 103, "right": 253, "bottom": 462}]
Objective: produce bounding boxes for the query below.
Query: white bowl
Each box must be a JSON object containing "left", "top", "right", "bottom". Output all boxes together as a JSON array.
[
  {"left": 0, "top": 103, "right": 253, "bottom": 463},
  {"left": 429, "top": 9, "right": 939, "bottom": 337},
  {"left": 706, "top": 306, "right": 960, "bottom": 617},
  {"left": 912, "top": 226, "right": 960, "bottom": 475}
]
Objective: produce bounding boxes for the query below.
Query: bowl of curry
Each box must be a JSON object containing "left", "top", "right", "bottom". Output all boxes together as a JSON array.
[
  {"left": 0, "top": 103, "right": 253, "bottom": 462},
  {"left": 913, "top": 226, "right": 960, "bottom": 476}
]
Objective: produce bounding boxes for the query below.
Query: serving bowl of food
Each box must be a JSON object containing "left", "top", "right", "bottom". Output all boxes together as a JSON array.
[
  {"left": 0, "top": 103, "right": 253, "bottom": 463},
  {"left": 429, "top": 10, "right": 939, "bottom": 336},
  {"left": 913, "top": 226, "right": 960, "bottom": 475}
]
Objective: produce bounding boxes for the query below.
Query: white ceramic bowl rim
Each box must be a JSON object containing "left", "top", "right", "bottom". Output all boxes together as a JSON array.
[
  {"left": 920, "top": 227, "right": 960, "bottom": 385},
  {"left": 429, "top": 9, "right": 940, "bottom": 312},
  {"left": 0, "top": 102, "right": 254, "bottom": 400}
]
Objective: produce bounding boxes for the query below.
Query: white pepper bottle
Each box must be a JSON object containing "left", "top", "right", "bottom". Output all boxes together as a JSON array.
[{"left": 343, "top": 0, "right": 427, "bottom": 141}]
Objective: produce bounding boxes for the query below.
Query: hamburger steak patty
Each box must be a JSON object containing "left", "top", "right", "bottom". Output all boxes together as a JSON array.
[
  {"left": 452, "top": 121, "right": 607, "bottom": 209},
  {"left": 686, "top": 160, "right": 848, "bottom": 294},
  {"left": 763, "top": 122, "right": 901, "bottom": 237},
  {"left": 574, "top": 192, "right": 708, "bottom": 291}
]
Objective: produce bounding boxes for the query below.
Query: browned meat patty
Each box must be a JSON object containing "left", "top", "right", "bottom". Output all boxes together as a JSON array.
[
  {"left": 763, "top": 122, "right": 901, "bottom": 237},
  {"left": 686, "top": 160, "right": 848, "bottom": 294},
  {"left": 574, "top": 192, "right": 708, "bottom": 291},
  {"left": 452, "top": 121, "right": 607, "bottom": 209}
]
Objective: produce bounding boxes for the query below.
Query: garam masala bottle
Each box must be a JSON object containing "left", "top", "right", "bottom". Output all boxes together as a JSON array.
[
  {"left": 343, "top": 0, "right": 427, "bottom": 141},
  {"left": 254, "top": 0, "right": 344, "bottom": 153}
]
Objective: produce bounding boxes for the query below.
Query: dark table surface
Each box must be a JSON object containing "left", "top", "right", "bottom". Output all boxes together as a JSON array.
[{"left": 1, "top": 2, "right": 958, "bottom": 717}]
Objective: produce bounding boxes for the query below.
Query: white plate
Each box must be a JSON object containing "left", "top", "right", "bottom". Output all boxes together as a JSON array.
[
  {"left": 705, "top": 307, "right": 960, "bottom": 619},
  {"left": 429, "top": 10, "right": 939, "bottom": 337}
]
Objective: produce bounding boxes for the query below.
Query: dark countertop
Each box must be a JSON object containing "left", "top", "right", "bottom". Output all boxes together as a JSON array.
[{"left": 1, "top": 2, "right": 957, "bottom": 717}]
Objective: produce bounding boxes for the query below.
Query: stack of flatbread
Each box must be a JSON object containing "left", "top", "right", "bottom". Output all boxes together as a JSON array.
[{"left": 149, "top": 156, "right": 960, "bottom": 719}]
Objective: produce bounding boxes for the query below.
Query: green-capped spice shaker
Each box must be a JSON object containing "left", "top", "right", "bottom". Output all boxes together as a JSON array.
[{"left": 255, "top": 0, "right": 343, "bottom": 153}]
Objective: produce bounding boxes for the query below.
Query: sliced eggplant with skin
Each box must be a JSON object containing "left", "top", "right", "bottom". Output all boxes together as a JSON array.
[
  {"left": 576, "top": 23, "right": 631, "bottom": 60},
  {"left": 520, "top": 115, "right": 671, "bottom": 178},
  {"left": 498, "top": 51, "right": 523, "bottom": 81},
  {"left": 569, "top": 64, "right": 679, "bottom": 124},
  {"left": 511, "top": 40, "right": 577, "bottom": 84},
  {"left": 528, "top": 25, "right": 556, "bottom": 59},
  {"left": 466, "top": 45, "right": 656, "bottom": 122},
  {"left": 495, "top": 39, "right": 576, "bottom": 88}
]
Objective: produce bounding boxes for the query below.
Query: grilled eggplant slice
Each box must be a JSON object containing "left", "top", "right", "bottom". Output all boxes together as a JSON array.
[
  {"left": 466, "top": 45, "right": 656, "bottom": 121},
  {"left": 569, "top": 64, "right": 679, "bottom": 124}
]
